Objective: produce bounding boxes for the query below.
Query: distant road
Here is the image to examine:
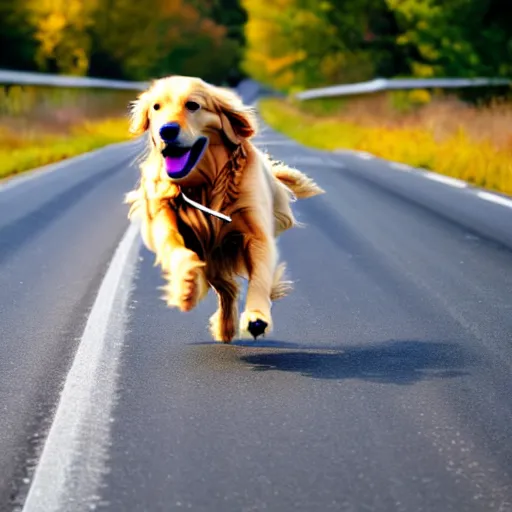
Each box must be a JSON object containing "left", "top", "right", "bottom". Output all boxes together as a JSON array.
[{"left": 0, "top": 85, "right": 511, "bottom": 512}]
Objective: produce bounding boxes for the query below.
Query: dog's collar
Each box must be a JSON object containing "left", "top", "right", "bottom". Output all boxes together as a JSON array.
[{"left": 180, "top": 191, "right": 232, "bottom": 223}]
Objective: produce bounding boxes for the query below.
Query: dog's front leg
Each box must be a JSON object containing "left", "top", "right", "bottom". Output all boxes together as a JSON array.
[
  {"left": 240, "top": 226, "right": 277, "bottom": 339},
  {"left": 146, "top": 201, "right": 208, "bottom": 312}
]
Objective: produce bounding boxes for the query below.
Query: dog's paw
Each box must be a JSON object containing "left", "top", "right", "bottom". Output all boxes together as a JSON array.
[
  {"left": 209, "top": 310, "right": 237, "bottom": 343},
  {"left": 163, "top": 250, "right": 207, "bottom": 312},
  {"left": 239, "top": 310, "right": 272, "bottom": 340}
]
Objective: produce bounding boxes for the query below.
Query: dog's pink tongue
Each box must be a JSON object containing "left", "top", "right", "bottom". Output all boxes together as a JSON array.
[{"left": 165, "top": 151, "right": 191, "bottom": 175}]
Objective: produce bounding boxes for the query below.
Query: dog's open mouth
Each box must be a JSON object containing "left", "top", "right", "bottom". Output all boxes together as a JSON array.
[{"left": 162, "top": 137, "right": 208, "bottom": 179}]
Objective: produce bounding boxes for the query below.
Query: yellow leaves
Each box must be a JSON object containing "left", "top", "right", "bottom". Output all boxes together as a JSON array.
[
  {"left": 21, "top": 0, "right": 240, "bottom": 81},
  {"left": 411, "top": 62, "right": 435, "bottom": 78},
  {"left": 318, "top": 52, "right": 346, "bottom": 83},
  {"left": 396, "top": 34, "right": 410, "bottom": 45},
  {"left": 294, "top": 9, "right": 321, "bottom": 27},
  {"left": 27, "top": 0, "right": 98, "bottom": 75},
  {"left": 38, "top": 11, "right": 65, "bottom": 47},
  {"left": 241, "top": 0, "right": 291, "bottom": 16},
  {"left": 273, "top": 70, "right": 296, "bottom": 91},
  {"left": 71, "top": 46, "right": 89, "bottom": 75},
  {"left": 243, "top": 50, "right": 301, "bottom": 90},
  {"left": 245, "top": 18, "right": 281, "bottom": 46},
  {"left": 33, "top": 10, "right": 66, "bottom": 58},
  {"left": 242, "top": 2, "right": 297, "bottom": 89},
  {"left": 417, "top": 43, "right": 439, "bottom": 61},
  {"left": 242, "top": 0, "right": 345, "bottom": 91},
  {"left": 267, "top": 52, "right": 305, "bottom": 74}
]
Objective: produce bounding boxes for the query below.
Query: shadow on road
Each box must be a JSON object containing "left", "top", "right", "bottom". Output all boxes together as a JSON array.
[{"left": 235, "top": 340, "right": 470, "bottom": 385}]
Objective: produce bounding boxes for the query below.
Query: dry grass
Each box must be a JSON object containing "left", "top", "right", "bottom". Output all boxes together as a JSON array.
[
  {"left": 0, "top": 117, "right": 132, "bottom": 180},
  {"left": 259, "top": 94, "right": 512, "bottom": 196},
  {"left": 0, "top": 85, "right": 135, "bottom": 180}
]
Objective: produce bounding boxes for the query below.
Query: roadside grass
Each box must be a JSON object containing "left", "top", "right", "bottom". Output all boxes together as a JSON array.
[
  {"left": 0, "top": 85, "right": 136, "bottom": 180},
  {"left": 0, "top": 117, "right": 132, "bottom": 180},
  {"left": 259, "top": 95, "right": 512, "bottom": 196}
]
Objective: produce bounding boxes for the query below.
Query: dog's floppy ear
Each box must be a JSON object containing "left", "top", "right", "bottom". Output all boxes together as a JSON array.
[
  {"left": 212, "top": 87, "right": 257, "bottom": 145},
  {"left": 129, "top": 90, "right": 150, "bottom": 135}
]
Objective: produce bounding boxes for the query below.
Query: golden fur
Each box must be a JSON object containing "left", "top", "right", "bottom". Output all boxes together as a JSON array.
[{"left": 125, "top": 75, "right": 324, "bottom": 342}]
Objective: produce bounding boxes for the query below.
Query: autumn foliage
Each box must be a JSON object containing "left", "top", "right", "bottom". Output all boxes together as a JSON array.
[
  {"left": 0, "top": 0, "right": 247, "bottom": 84},
  {"left": 1, "top": 0, "right": 511, "bottom": 191},
  {"left": 242, "top": 0, "right": 512, "bottom": 93}
]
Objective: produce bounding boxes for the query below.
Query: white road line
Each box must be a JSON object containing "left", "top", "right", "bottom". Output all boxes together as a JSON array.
[
  {"left": 332, "top": 147, "right": 512, "bottom": 208},
  {"left": 476, "top": 191, "right": 512, "bottom": 209},
  {"left": 21, "top": 220, "right": 141, "bottom": 512},
  {"left": 255, "top": 140, "right": 297, "bottom": 146},
  {"left": 390, "top": 162, "right": 413, "bottom": 172},
  {"left": 279, "top": 156, "right": 329, "bottom": 166},
  {"left": 423, "top": 172, "right": 468, "bottom": 188},
  {"left": 357, "top": 152, "right": 374, "bottom": 160},
  {"left": 333, "top": 149, "right": 374, "bottom": 160},
  {"left": 0, "top": 139, "right": 141, "bottom": 194}
]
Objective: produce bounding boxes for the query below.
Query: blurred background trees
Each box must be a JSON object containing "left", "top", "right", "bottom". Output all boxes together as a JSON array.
[
  {"left": 242, "top": 0, "right": 512, "bottom": 91},
  {"left": 0, "top": 0, "right": 247, "bottom": 84},
  {"left": 0, "top": 0, "right": 510, "bottom": 90}
]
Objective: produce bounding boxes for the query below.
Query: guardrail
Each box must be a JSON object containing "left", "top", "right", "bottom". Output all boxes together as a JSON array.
[
  {"left": 294, "top": 77, "right": 512, "bottom": 100},
  {"left": 0, "top": 69, "right": 148, "bottom": 90},
  {"left": 2, "top": 69, "right": 510, "bottom": 102}
]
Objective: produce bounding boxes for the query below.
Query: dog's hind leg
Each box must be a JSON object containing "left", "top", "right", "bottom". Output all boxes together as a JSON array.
[
  {"left": 209, "top": 279, "right": 239, "bottom": 343},
  {"left": 273, "top": 179, "right": 297, "bottom": 237}
]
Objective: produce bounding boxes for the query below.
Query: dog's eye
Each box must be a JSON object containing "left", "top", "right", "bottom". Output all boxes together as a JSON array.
[
  {"left": 153, "top": 103, "right": 160, "bottom": 111},
  {"left": 185, "top": 101, "right": 201, "bottom": 112}
]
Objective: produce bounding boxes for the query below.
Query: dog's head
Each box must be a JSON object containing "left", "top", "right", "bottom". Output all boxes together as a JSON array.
[{"left": 129, "top": 75, "right": 256, "bottom": 182}]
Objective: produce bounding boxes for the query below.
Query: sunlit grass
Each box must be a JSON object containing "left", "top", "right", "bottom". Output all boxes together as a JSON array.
[
  {"left": 0, "top": 117, "right": 132, "bottom": 180},
  {"left": 0, "top": 84, "right": 136, "bottom": 180},
  {"left": 259, "top": 97, "right": 512, "bottom": 196}
]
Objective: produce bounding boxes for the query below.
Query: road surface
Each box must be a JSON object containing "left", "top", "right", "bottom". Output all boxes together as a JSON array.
[{"left": 1, "top": 90, "right": 512, "bottom": 512}]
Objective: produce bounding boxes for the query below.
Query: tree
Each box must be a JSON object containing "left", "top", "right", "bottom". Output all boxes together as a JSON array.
[
  {"left": 155, "top": 0, "right": 244, "bottom": 84},
  {"left": 88, "top": 0, "right": 169, "bottom": 80},
  {"left": 242, "top": 0, "right": 512, "bottom": 92},
  {"left": 188, "top": 0, "right": 249, "bottom": 84},
  {"left": 0, "top": 1, "right": 38, "bottom": 71},
  {"left": 88, "top": 0, "right": 247, "bottom": 83},
  {"left": 0, "top": 0, "right": 247, "bottom": 84},
  {"left": 386, "top": 0, "right": 512, "bottom": 78},
  {"left": 241, "top": 0, "right": 401, "bottom": 91},
  {"left": 26, "top": 0, "right": 98, "bottom": 75}
]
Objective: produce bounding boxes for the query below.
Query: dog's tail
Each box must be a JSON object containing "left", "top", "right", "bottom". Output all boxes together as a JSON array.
[
  {"left": 270, "top": 262, "right": 293, "bottom": 301},
  {"left": 272, "top": 161, "right": 325, "bottom": 199}
]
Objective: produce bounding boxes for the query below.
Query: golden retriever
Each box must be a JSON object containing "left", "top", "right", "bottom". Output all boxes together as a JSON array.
[{"left": 125, "top": 75, "right": 324, "bottom": 342}]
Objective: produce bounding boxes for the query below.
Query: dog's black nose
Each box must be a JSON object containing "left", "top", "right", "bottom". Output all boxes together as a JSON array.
[{"left": 159, "top": 122, "right": 180, "bottom": 143}]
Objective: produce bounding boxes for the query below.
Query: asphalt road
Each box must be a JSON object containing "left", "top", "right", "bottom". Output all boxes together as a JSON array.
[
  {"left": 1, "top": 95, "right": 512, "bottom": 512},
  {"left": 0, "top": 140, "right": 144, "bottom": 510}
]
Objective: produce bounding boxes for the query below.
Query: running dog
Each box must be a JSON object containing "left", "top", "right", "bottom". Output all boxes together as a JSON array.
[{"left": 125, "top": 75, "right": 324, "bottom": 342}]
